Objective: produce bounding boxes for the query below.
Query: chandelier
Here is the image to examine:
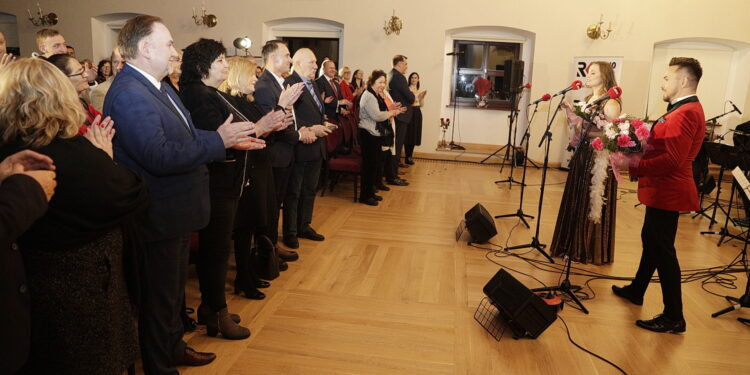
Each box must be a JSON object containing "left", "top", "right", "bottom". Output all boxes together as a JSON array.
[{"left": 383, "top": 10, "right": 403, "bottom": 36}]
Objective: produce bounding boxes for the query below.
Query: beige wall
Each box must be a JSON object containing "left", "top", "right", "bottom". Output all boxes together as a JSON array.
[{"left": 2, "top": 0, "right": 750, "bottom": 162}]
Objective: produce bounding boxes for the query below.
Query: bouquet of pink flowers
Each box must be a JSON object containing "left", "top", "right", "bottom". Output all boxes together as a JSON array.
[
  {"left": 586, "top": 116, "right": 650, "bottom": 223},
  {"left": 590, "top": 117, "right": 650, "bottom": 153}
]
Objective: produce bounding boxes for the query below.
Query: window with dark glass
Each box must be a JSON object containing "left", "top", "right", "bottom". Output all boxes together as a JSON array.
[{"left": 450, "top": 40, "right": 521, "bottom": 109}]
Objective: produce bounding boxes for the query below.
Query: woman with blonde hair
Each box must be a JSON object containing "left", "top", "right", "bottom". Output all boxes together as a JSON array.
[
  {"left": 220, "top": 56, "right": 302, "bottom": 299},
  {"left": 338, "top": 65, "right": 355, "bottom": 101},
  {"left": 550, "top": 61, "right": 622, "bottom": 265},
  {"left": 0, "top": 58, "right": 149, "bottom": 373}
]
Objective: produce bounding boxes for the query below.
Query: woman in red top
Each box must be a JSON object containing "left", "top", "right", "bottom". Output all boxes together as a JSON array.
[
  {"left": 46, "top": 54, "right": 101, "bottom": 135},
  {"left": 338, "top": 65, "right": 355, "bottom": 102}
]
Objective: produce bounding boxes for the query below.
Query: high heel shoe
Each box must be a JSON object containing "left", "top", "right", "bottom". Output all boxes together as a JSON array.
[
  {"left": 205, "top": 307, "right": 251, "bottom": 340},
  {"left": 233, "top": 278, "right": 266, "bottom": 300}
]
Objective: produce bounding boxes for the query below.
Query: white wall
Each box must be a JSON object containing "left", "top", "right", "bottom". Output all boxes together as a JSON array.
[{"left": 3, "top": 0, "right": 750, "bottom": 162}]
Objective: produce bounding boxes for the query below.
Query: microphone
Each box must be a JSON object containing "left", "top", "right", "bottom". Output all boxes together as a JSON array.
[
  {"left": 516, "top": 82, "right": 532, "bottom": 91},
  {"left": 551, "top": 80, "right": 583, "bottom": 98},
  {"left": 446, "top": 51, "right": 465, "bottom": 56},
  {"left": 586, "top": 86, "right": 623, "bottom": 109},
  {"left": 529, "top": 93, "right": 551, "bottom": 106},
  {"left": 730, "top": 100, "right": 743, "bottom": 115}
]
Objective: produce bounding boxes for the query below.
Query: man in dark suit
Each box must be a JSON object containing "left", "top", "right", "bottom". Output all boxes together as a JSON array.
[
  {"left": 388, "top": 54, "right": 416, "bottom": 175},
  {"left": 254, "top": 40, "right": 314, "bottom": 246},
  {"left": 316, "top": 59, "right": 352, "bottom": 122},
  {"left": 611, "top": 57, "right": 706, "bottom": 334},
  {"left": 104, "top": 15, "right": 256, "bottom": 374},
  {"left": 282, "top": 48, "right": 333, "bottom": 249},
  {"left": 0, "top": 150, "right": 56, "bottom": 374}
]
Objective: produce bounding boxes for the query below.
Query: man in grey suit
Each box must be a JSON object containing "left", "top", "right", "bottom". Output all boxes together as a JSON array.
[
  {"left": 388, "top": 54, "right": 415, "bottom": 174},
  {"left": 254, "top": 40, "right": 314, "bottom": 246}
]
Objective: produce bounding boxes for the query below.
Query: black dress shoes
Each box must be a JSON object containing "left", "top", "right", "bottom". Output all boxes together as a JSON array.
[
  {"left": 405, "top": 157, "right": 415, "bottom": 165},
  {"left": 636, "top": 314, "right": 686, "bottom": 334},
  {"left": 375, "top": 184, "right": 390, "bottom": 191},
  {"left": 256, "top": 280, "right": 271, "bottom": 289},
  {"left": 283, "top": 235, "right": 299, "bottom": 249},
  {"left": 387, "top": 178, "right": 409, "bottom": 186},
  {"left": 299, "top": 227, "right": 325, "bottom": 241},
  {"left": 359, "top": 197, "right": 379, "bottom": 206},
  {"left": 172, "top": 347, "right": 216, "bottom": 367},
  {"left": 278, "top": 259, "right": 288, "bottom": 271},
  {"left": 611, "top": 285, "right": 644, "bottom": 305},
  {"left": 373, "top": 194, "right": 383, "bottom": 201},
  {"left": 398, "top": 163, "right": 409, "bottom": 168}
]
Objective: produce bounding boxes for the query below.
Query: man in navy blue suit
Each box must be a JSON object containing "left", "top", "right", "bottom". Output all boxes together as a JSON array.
[{"left": 104, "top": 15, "right": 261, "bottom": 375}]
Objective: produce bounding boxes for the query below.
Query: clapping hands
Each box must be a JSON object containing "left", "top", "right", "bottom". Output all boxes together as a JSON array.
[{"left": 83, "top": 115, "right": 115, "bottom": 158}]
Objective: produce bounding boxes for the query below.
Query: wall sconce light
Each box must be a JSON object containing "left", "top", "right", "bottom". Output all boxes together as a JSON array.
[
  {"left": 233, "top": 37, "right": 252, "bottom": 56},
  {"left": 383, "top": 10, "right": 403, "bottom": 36},
  {"left": 193, "top": 3, "right": 218, "bottom": 28},
  {"left": 27, "top": 2, "right": 58, "bottom": 27},
  {"left": 587, "top": 14, "right": 613, "bottom": 40}
]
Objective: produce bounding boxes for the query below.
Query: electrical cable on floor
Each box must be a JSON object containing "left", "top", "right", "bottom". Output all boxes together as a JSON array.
[{"left": 558, "top": 316, "right": 628, "bottom": 375}]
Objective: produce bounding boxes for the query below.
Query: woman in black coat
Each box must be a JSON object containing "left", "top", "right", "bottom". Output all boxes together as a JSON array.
[
  {"left": 219, "top": 56, "right": 301, "bottom": 297},
  {"left": 0, "top": 57, "right": 149, "bottom": 375}
]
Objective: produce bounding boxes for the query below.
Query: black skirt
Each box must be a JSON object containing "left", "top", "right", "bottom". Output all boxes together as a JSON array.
[{"left": 405, "top": 106, "right": 423, "bottom": 146}]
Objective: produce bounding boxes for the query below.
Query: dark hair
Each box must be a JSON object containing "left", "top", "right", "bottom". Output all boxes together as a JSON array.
[
  {"left": 261, "top": 40, "right": 287, "bottom": 64},
  {"left": 179, "top": 38, "right": 226, "bottom": 88},
  {"left": 118, "top": 15, "right": 162, "bottom": 60},
  {"left": 408, "top": 72, "right": 420, "bottom": 89},
  {"left": 367, "top": 70, "right": 387, "bottom": 87},
  {"left": 351, "top": 69, "right": 363, "bottom": 88},
  {"left": 45, "top": 53, "right": 77, "bottom": 76},
  {"left": 96, "top": 59, "right": 112, "bottom": 82},
  {"left": 669, "top": 57, "right": 702, "bottom": 83},
  {"left": 392, "top": 54, "right": 407, "bottom": 67},
  {"left": 66, "top": 45, "right": 74, "bottom": 50}
]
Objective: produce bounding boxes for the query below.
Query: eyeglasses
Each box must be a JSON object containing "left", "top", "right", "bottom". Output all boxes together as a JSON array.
[{"left": 67, "top": 69, "right": 85, "bottom": 78}]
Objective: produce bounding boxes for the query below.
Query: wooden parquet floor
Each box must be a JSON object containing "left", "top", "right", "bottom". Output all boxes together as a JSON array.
[{"left": 180, "top": 159, "right": 750, "bottom": 375}]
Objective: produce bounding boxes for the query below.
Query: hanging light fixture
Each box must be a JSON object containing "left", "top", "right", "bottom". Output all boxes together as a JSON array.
[
  {"left": 383, "top": 10, "right": 403, "bottom": 36},
  {"left": 27, "top": 2, "right": 58, "bottom": 27}
]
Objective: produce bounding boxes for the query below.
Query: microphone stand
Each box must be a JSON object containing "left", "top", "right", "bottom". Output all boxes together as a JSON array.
[
  {"left": 505, "top": 97, "right": 562, "bottom": 265},
  {"left": 449, "top": 62, "right": 465, "bottom": 150},
  {"left": 491, "top": 88, "right": 524, "bottom": 188},
  {"left": 494, "top": 102, "right": 540, "bottom": 228},
  {"left": 527, "top": 96, "right": 599, "bottom": 314}
]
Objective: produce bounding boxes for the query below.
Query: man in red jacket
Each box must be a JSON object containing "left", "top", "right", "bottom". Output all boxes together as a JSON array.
[{"left": 611, "top": 57, "right": 705, "bottom": 333}]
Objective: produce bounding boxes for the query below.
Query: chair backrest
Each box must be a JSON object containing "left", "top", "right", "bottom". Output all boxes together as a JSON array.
[{"left": 325, "top": 125, "right": 344, "bottom": 155}]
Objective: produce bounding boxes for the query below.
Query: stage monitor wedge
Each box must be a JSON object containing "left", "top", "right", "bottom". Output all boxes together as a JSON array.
[
  {"left": 463, "top": 203, "right": 498, "bottom": 244},
  {"left": 483, "top": 268, "right": 557, "bottom": 339}
]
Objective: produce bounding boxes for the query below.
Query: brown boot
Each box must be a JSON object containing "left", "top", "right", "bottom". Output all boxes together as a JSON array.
[
  {"left": 277, "top": 246, "right": 299, "bottom": 262},
  {"left": 206, "top": 308, "right": 251, "bottom": 340},
  {"left": 197, "top": 303, "right": 240, "bottom": 325}
]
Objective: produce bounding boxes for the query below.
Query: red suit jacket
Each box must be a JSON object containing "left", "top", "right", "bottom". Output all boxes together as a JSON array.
[{"left": 630, "top": 98, "right": 705, "bottom": 211}]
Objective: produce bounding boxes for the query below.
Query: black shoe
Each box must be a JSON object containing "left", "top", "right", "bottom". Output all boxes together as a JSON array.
[
  {"left": 375, "top": 184, "right": 390, "bottom": 191},
  {"left": 277, "top": 247, "right": 299, "bottom": 262},
  {"left": 612, "top": 285, "right": 644, "bottom": 306},
  {"left": 256, "top": 280, "right": 271, "bottom": 289},
  {"left": 283, "top": 235, "right": 299, "bottom": 249},
  {"left": 233, "top": 279, "right": 266, "bottom": 300},
  {"left": 398, "top": 163, "right": 409, "bottom": 168},
  {"left": 182, "top": 307, "right": 198, "bottom": 332},
  {"left": 279, "top": 259, "right": 288, "bottom": 271},
  {"left": 359, "top": 197, "right": 379, "bottom": 206},
  {"left": 299, "top": 227, "right": 325, "bottom": 241},
  {"left": 373, "top": 194, "right": 383, "bottom": 201},
  {"left": 635, "top": 314, "right": 686, "bottom": 334},
  {"left": 387, "top": 178, "right": 409, "bottom": 186},
  {"left": 405, "top": 157, "right": 415, "bottom": 165}
]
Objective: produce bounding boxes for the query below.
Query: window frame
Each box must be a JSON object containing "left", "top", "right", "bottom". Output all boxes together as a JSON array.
[{"left": 449, "top": 40, "right": 522, "bottom": 110}]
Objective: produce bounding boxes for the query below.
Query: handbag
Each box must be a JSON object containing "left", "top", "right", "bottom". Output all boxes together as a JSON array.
[{"left": 250, "top": 234, "right": 280, "bottom": 280}]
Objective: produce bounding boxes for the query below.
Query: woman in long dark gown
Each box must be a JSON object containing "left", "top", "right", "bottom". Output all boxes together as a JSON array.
[{"left": 550, "top": 61, "right": 621, "bottom": 265}]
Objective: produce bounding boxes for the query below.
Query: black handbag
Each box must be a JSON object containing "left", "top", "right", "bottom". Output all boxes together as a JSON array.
[{"left": 250, "top": 234, "right": 280, "bottom": 280}]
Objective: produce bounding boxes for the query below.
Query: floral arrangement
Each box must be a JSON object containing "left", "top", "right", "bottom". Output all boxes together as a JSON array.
[
  {"left": 587, "top": 115, "right": 651, "bottom": 223},
  {"left": 473, "top": 77, "right": 491, "bottom": 108}
]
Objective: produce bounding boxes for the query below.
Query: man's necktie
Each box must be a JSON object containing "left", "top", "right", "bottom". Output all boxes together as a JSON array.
[{"left": 305, "top": 80, "right": 323, "bottom": 112}]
